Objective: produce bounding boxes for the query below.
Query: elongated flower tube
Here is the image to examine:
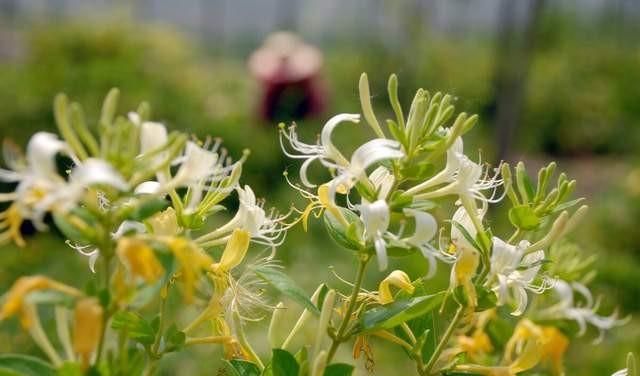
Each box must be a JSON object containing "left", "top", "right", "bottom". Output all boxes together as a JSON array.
[
  {"left": 167, "top": 237, "right": 214, "bottom": 302},
  {"left": 197, "top": 185, "right": 288, "bottom": 248},
  {"left": 449, "top": 207, "right": 481, "bottom": 307},
  {"left": 72, "top": 298, "right": 103, "bottom": 369},
  {"left": 116, "top": 237, "right": 164, "bottom": 283},
  {"left": 212, "top": 229, "right": 251, "bottom": 273},
  {"left": 486, "top": 237, "right": 548, "bottom": 316},
  {"left": 0, "top": 276, "right": 82, "bottom": 328},
  {"left": 378, "top": 270, "right": 414, "bottom": 304},
  {"left": 359, "top": 199, "right": 391, "bottom": 270}
]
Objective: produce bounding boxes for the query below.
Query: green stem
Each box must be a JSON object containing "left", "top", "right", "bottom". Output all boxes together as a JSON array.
[
  {"left": 422, "top": 305, "right": 464, "bottom": 375},
  {"left": 326, "top": 255, "right": 370, "bottom": 363}
]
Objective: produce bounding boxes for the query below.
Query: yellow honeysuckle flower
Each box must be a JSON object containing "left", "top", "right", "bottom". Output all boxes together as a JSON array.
[
  {"left": 0, "top": 203, "right": 26, "bottom": 247},
  {"left": 116, "top": 237, "right": 164, "bottom": 283},
  {"left": 0, "top": 275, "right": 82, "bottom": 328},
  {"left": 212, "top": 228, "right": 251, "bottom": 273},
  {"left": 378, "top": 270, "right": 414, "bottom": 305},
  {"left": 167, "top": 237, "right": 214, "bottom": 302},
  {"left": 148, "top": 207, "right": 181, "bottom": 236},
  {"left": 451, "top": 246, "right": 480, "bottom": 307},
  {"left": 540, "top": 326, "right": 569, "bottom": 376},
  {"left": 72, "top": 298, "right": 103, "bottom": 368}
]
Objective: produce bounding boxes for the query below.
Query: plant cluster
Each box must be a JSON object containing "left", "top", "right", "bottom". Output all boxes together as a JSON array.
[{"left": 0, "top": 74, "right": 634, "bottom": 376}]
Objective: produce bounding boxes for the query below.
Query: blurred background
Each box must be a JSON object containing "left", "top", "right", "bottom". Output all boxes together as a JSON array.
[{"left": 0, "top": 0, "right": 639, "bottom": 374}]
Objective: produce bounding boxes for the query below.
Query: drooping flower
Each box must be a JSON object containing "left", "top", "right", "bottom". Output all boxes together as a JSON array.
[
  {"left": 116, "top": 237, "right": 164, "bottom": 283},
  {"left": 486, "top": 237, "right": 548, "bottom": 316},
  {"left": 402, "top": 208, "right": 454, "bottom": 278},
  {"left": 359, "top": 199, "right": 391, "bottom": 270},
  {"left": 378, "top": 270, "right": 414, "bottom": 304},
  {"left": 536, "top": 280, "right": 629, "bottom": 343},
  {"left": 72, "top": 298, "right": 103, "bottom": 368}
]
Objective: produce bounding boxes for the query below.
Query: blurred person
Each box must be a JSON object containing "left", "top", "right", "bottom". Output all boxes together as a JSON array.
[{"left": 248, "top": 31, "right": 326, "bottom": 123}]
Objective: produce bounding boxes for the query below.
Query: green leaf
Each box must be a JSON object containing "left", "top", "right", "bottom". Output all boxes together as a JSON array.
[
  {"left": 508, "top": 205, "right": 540, "bottom": 231},
  {"left": 123, "top": 197, "right": 170, "bottom": 222},
  {"left": 323, "top": 363, "right": 354, "bottom": 376},
  {"left": 271, "top": 349, "right": 299, "bottom": 376},
  {"left": 253, "top": 267, "right": 319, "bottom": 316},
  {"left": 358, "top": 292, "right": 445, "bottom": 333},
  {"left": 323, "top": 209, "right": 363, "bottom": 251},
  {"left": 227, "top": 360, "right": 260, "bottom": 376},
  {"left": 0, "top": 355, "right": 56, "bottom": 376},
  {"left": 475, "top": 286, "right": 498, "bottom": 312},
  {"left": 111, "top": 311, "right": 155, "bottom": 345},
  {"left": 219, "top": 361, "right": 241, "bottom": 376},
  {"left": 551, "top": 198, "right": 585, "bottom": 213}
]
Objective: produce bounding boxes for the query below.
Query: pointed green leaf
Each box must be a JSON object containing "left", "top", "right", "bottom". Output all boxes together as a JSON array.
[
  {"left": 358, "top": 292, "right": 445, "bottom": 333},
  {"left": 254, "top": 267, "right": 319, "bottom": 315},
  {"left": 323, "top": 363, "right": 354, "bottom": 376},
  {"left": 271, "top": 349, "right": 299, "bottom": 376}
]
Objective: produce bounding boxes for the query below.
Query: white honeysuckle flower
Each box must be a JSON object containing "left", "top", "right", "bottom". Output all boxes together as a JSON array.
[
  {"left": 486, "top": 237, "right": 548, "bottom": 316},
  {"left": 537, "top": 280, "right": 630, "bottom": 343},
  {"left": 612, "top": 369, "right": 628, "bottom": 376},
  {"left": 327, "top": 138, "right": 404, "bottom": 210},
  {"left": 402, "top": 209, "right": 454, "bottom": 278},
  {"left": 406, "top": 136, "right": 502, "bottom": 211},
  {"left": 112, "top": 220, "right": 147, "bottom": 238},
  {"left": 359, "top": 199, "right": 391, "bottom": 270},
  {"left": 450, "top": 206, "right": 479, "bottom": 252},
  {"left": 279, "top": 113, "right": 360, "bottom": 187},
  {"left": 197, "top": 185, "right": 288, "bottom": 249}
]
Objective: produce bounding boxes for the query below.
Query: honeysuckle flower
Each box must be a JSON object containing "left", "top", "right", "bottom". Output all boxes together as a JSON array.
[
  {"left": 197, "top": 185, "right": 288, "bottom": 249},
  {"left": 72, "top": 297, "right": 103, "bottom": 368},
  {"left": 449, "top": 206, "right": 481, "bottom": 306},
  {"left": 116, "top": 237, "right": 164, "bottom": 283},
  {"left": 166, "top": 237, "right": 214, "bottom": 302},
  {"left": 407, "top": 137, "right": 502, "bottom": 211},
  {"left": 486, "top": 237, "right": 548, "bottom": 316},
  {"left": 359, "top": 199, "right": 391, "bottom": 270},
  {"left": 329, "top": 138, "right": 404, "bottom": 199},
  {"left": 612, "top": 369, "right": 629, "bottom": 376},
  {"left": 212, "top": 229, "right": 251, "bottom": 273},
  {"left": 147, "top": 207, "right": 181, "bottom": 236},
  {"left": 0, "top": 276, "right": 82, "bottom": 328},
  {"left": 536, "top": 280, "right": 629, "bottom": 343},
  {"left": 539, "top": 326, "right": 570, "bottom": 376},
  {"left": 378, "top": 270, "right": 414, "bottom": 304},
  {"left": 286, "top": 177, "right": 348, "bottom": 230},
  {"left": 439, "top": 310, "right": 495, "bottom": 364},
  {"left": 279, "top": 114, "right": 361, "bottom": 187},
  {"left": 401, "top": 208, "right": 454, "bottom": 278},
  {"left": 139, "top": 120, "right": 168, "bottom": 155}
]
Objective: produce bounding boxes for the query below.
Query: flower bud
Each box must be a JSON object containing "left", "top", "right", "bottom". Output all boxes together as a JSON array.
[{"left": 72, "top": 298, "right": 103, "bottom": 368}]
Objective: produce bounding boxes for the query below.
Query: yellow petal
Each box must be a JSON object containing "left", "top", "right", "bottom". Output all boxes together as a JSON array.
[
  {"left": 168, "top": 237, "right": 214, "bottom": 302},
  {"left": 378, "top": 270, "right": 414, "bottom": 305},
  {"left": 116, "top": 238, "right": 164, "bottom": 283},
  {"left": 318, "top": 185, "right": 347, "bottom": 226},
  {"left": 215, "top": 229, "right": 251, "bottom": 273},
  {"left": 0, "top": 276, "right": 81, "bottom": 328},
  {"left": 72, "top": 298, "right": 103, "bottom": 368}
]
